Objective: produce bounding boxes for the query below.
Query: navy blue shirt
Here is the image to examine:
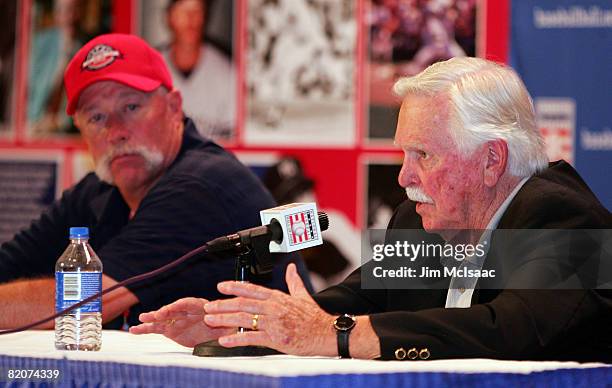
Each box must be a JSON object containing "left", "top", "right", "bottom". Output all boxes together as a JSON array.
[{"left": 0, "top": 118, "right": 311, "bottom": 326}]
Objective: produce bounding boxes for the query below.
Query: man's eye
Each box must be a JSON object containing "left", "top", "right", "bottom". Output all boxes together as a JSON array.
[
  {"left": 125, "top": 103, "right": 140, "bottom": 112},
  {"left": 418, "top": 151, "right": 429, "bottom": 160},
  {"left": 88, "top": 113, "right": 104, "bottom": 124}
]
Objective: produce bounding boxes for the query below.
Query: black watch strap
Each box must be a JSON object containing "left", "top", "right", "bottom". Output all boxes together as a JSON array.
[
  {"left": 334, "top": 314, "right": 356, "bottom": 358},
  {"left": 337, "top": 330, "right": 350, "bottom": 358}
]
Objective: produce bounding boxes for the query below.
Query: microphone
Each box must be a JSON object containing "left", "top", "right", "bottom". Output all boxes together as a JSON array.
[
  {"left": 261, "top": 203, "right": 328, "bottom": 253},
  {"left": 207, "top": 203, "right": 329, "bottom": 254}
]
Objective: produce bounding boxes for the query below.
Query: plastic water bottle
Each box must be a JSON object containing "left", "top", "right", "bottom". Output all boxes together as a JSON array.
[{"left": 55, "top": 227, "right": 103, "bottom": 351}]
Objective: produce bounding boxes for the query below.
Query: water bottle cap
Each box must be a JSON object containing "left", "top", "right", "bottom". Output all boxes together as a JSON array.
[{"left": 69, "top": 227, "right": 89, "bottom": 239}]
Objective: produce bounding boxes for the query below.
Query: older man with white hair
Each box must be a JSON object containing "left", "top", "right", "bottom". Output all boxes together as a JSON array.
[{"left": 131, "top": 57, "right": 611, "bottom": 361}]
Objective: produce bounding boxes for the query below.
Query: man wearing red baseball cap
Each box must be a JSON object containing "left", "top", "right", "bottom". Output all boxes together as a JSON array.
[{"left": 0, "top": 34, "right": 311, "bottom": 330}]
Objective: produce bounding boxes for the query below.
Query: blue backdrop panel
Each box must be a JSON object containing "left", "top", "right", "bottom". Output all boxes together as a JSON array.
[{"left": 510, "top": 0, "right": 611, "bottom": 210}]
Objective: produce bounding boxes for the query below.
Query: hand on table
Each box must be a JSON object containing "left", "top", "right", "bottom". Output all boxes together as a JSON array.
[
  {"left": 204, "top": 263, "right": 338, "bottom": 356},
  {"left": 129, "top": 297, "right": 233, "bottom": 347}
]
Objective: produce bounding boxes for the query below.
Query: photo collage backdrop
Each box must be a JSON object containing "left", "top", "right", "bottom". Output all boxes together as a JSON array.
[{"left": 1, "top": 0, "right": 517, "bottom": 290}]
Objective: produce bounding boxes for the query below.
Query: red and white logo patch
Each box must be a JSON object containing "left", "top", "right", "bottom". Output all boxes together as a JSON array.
[
  {"left": 535, "top": 98, "right": 576, "bottom": 165},
  {"left": 82, "top": 44, "right": 121, "bottom": 71},
  {"left": 286, "top": 210, "right": 317, "bottom": 246}
]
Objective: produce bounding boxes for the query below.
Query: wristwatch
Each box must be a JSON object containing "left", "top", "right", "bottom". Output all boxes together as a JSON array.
[{"left": 333, "top": 314, "right": 356, "bottom": 358}]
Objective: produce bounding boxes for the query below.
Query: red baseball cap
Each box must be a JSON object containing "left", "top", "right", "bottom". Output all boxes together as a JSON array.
[{"left": 64, "top": 33, "right": 173, "bottom": 115}]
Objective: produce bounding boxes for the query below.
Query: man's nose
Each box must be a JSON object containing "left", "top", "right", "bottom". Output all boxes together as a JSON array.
[
  {"left": 105, "top": 113, "right": 130, "bottom": 144},
  {"left": 398, "top": 155, "right": 420, "bottom": 188}
]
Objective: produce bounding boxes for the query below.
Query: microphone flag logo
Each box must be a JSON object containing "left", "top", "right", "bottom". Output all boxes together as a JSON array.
[{"left": 286, "top": 209, "right": 318, "bottom": 246}]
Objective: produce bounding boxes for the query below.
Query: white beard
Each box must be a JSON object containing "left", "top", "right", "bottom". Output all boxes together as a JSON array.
[{"left": 95, "top": 144, "right": 164, "bottom": 185}]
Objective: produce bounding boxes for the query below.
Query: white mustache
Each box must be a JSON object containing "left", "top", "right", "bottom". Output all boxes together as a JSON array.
[
  {"left": 95, "top": 144, "right": 163, "bottom": 185},
  {"left": 405, "top": 186, "right": 434, "bottom": 204}
]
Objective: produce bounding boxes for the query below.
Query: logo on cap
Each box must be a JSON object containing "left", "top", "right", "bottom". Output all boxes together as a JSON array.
[{"left": 81, "top": 44, "right": 121, "bottom": 71}]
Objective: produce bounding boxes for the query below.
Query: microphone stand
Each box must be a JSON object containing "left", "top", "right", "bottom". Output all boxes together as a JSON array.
[{"left": 192, "top": 228, "right": 281, "bottom": 357}]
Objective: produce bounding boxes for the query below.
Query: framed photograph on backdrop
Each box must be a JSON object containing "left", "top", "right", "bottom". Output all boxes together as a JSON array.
[
  {"left": 0, "top": 151, "right": 63, "bottom": 244},
  {"left": 140, "top": 0, "right": 236, "bottom": 143},
  {"left": 362, "top": 156, "right": 404, "bottom": 230},
  {"left": 0, "top": 0, "right": 18, "bottom": 138},
  {"left": 27, "top": 0, "right": 112, "bottom": 139},
  {"left": 366, "top": 0, "right": 478, "bottom": 143},
  {"left": 244, "top": 0, "right": 357, "bottom": 147}
]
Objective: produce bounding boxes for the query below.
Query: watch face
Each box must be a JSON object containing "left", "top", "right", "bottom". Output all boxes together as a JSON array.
[{"left": 334, "top": 314, "right": 356, "bottom": 331}]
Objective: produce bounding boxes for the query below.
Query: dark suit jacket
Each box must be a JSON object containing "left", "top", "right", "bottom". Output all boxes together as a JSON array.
[{"left": 314, "top": 161, "right": 612, "bottom": 361}]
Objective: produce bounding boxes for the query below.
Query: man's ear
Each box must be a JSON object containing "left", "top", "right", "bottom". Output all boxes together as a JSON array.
[
  {"left": 483, "top": 139, "right": 508, "bottom": 187},
  {"left": 166, "top": 89, "right": 183, "bottom": 117}
]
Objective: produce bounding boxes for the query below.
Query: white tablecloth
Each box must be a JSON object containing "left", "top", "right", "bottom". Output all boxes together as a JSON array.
[{"left": 0, "top": 330, "right": 610, "bottom": 387}]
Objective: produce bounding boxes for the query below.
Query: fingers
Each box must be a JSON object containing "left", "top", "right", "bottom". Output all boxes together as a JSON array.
[
  {"left": 138, "top": 311, "right": 160, "bottom": 323},
  {"left": 218, "top": 330, "right": 272, "bottom": 349},
  {"left": 138, "top": 297, "right": 207, "bottom": 323},
  {"left": 158, "top": 297, "right": 208, "bottom": 317},
  {"left": 129, "top": 322, "right": 168, "bottom": 335},
  {"left": 217, "top": 281, "right": 275, "bottom": 300},
  {"left": 131, "top": 310, "right": 206, "bottom": 333},
  {"left": 204, "top": 297, "right": 269, "bottom": 315},
  {"left": 285, "top": 263, "right": 311, "bottom": 299},
  {"left": 170, "top": 297, "right": 209, "bottom": 310},
  {"left": 204, "top": 312, "right": 259, "bottom": 330}
]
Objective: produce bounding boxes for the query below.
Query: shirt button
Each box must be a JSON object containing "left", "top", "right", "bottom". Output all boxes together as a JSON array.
[
  {"left": 407, "top": 347, "right": 418, "bottom": 360},
  {"left": 394, "top": 348, "right": 406, "bottom": 360},
  {"left": 459, "top": 287, "right": 466, "bottom": 293},
  {"left": 419, "top": 348, "right": 431, "bottom": 360}
]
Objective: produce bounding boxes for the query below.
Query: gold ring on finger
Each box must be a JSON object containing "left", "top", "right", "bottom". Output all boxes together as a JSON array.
[{"left": 251, "top": 314, "right": 260, "bottom": 331}]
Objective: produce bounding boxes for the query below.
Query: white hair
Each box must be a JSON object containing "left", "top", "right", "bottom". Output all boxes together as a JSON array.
[{"left": 393, "top": 57, "right": 548, "bottom": 177}]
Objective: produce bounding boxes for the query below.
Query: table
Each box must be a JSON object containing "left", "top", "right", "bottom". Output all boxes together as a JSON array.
[{"left": 0, "top": 331, "right": 610, "bottom": 387}]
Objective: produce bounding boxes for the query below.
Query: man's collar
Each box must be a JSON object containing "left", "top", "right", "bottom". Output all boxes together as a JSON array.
[
  {"left": 470, "top": 176, "right": 530, "bottom": 264},
  {"left": 180, "top": 116, "right": 211, "bottom": 148},
  {"left": 441, "top": 176, "right": 531, "bottom": 268},
  {"left": 89, "top": 184, "right": 115, "bottom": 222},
  {"left": 88, "top": 179, "right": 130, "bottom": 224},
  {"left": 484, "top": 176, "right": 531, "bottom": 232}
]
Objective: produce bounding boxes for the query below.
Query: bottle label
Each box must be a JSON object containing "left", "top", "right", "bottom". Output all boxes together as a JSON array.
[{"left": 55, "top": 272, "right": 102, "bottom": 314}]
